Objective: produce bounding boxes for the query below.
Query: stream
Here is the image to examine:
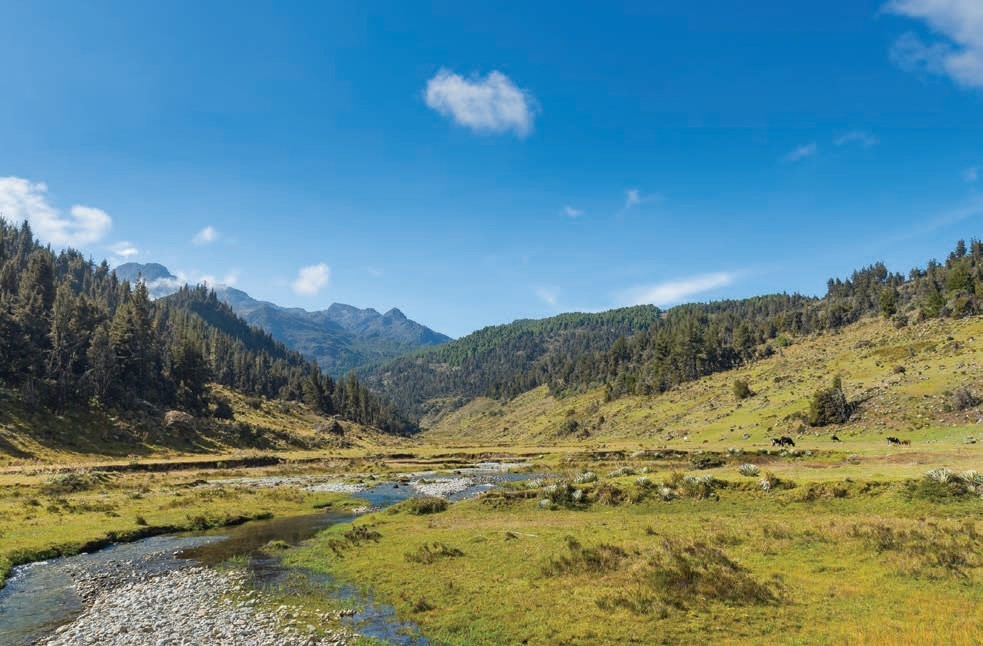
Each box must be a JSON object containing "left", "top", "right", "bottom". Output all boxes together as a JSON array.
[{"left": 0, "top": 466, "right": 535, "bottom": 645}]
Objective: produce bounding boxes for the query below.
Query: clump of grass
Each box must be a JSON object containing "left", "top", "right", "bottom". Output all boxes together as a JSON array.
[
  {"left": 758, "top": 471, "right": 792, "bottom": 492},
  {"left": 606, "top": 466, "right": 636, "bottom": 478},
  {"left": 848, "top": 522, "right": 980, "bottom": 579},
  {"left": 390, "top": 496, "right": 449, "bottom": 515},
  {"left": 738, "top": 463, "right": 760, "bottom": 477},
  {"left": 404, "top": 542, "right": 464, "bottom": 564},
  {"left": 539, "top": 482, "right": 585, "bottom": 509},
  {"left": 906, "top": 468, "right": 977, "bottom": 501},
  {"left": 676, "top": 475, "right": 719, "bottom": 500},
  {"left": 343, "top": 524, "right": 382, "bottom": 546},
  {"left": 647, "top": 539, "right": 778, "bottom": 609},
  {"left": 40, "top": 471, "right": 112, "bottom": 495},
  {"left": 263, "top": 539, "right": 291, "bottom": 551},
  {"left": 542, "top": 536, "right": 628, "bottom": 577},
  {"left": 573, "top": 471, "right": 598, "bottom": 484},
  {"left": 690, "top": 454, "right": 726, "bottom": 470}
]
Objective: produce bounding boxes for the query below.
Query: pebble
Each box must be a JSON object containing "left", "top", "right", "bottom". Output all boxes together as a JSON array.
[{"left": 42, "top": 564, "right": 353, "bottom": 646}]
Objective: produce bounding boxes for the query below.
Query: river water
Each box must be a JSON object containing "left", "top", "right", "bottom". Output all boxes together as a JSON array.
[{"left": 0, "top": 467, "right": 534, "bottom": 645}]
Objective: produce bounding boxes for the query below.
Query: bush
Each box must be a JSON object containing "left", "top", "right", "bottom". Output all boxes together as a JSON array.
[
  {"left": 738, "top": 463, "right": 760, "bottom": 477},
  {"left": 573, "top": 471, "right": 598, "bottom": 484},
  {"left": 212, "top": 398, "right": 235, "bottom": 420},
  {"left": 691, "top": 454, "right": 725, "bottom": 470},
  {"left": 733, "top": 379, "right": 753, "bottom": 400},
  {"left": 808, "top": 381, "right": 851, "bottom": 426},
  {"left": 393, "top": 496, "right": 449, "bottom": 515},
  {"left": 606, "top": 466, "right": 636, "bottom": 478},
  {"left": 948, "top": 387, "right": 979, "bottom": 411}
]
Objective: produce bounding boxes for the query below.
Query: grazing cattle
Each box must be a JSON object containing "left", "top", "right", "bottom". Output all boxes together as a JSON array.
[
  {"left": 900, "top": 439, "right": 911, "bottom": 446},
  {"left": 831, "top": 435, "right": 841, "bottom": 442},
  {"left": 886, "top": 437, "right": 901, "bottom": 445},
  {"left": 772, "top": 436, "right": 795, "bottom": 448}
]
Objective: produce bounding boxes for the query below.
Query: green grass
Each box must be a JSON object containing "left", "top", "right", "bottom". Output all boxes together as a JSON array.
[
  {"left": 0, "top": 466, "right": 361, "bottom": 590},
  {"left": 286, "top": 474, "right": 982, "bottom": 644}
]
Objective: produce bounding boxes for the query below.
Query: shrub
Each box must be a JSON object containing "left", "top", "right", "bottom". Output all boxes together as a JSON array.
[
  {"left": 808, "top": 381, "right": 851, "bottom": 426},
  {"left": 212, "top": 398, "right": 235, "bottom": 420},
  {"left": 738, "top": 463, "right": 760, "bottom": 477},
  {"left": 678, "top": 475, "right": 719, "bottom": 500},
  {"left": 606, "top": 466, "right": 636, "bottom": 478},
  {"left": 390, "top": 496, "right": 449, "bottom": 515},
  {"left": 948, "top": 387, "right": 979, "bottom": 411},
  {"left": 40, "top": 471, "right": 111, "bottom": 495},
  {"left": 573, "top": 471, "right": 598, "bottom": 484},
  {"left": 733, "top": 379, "right": 753, "bottom": 400},
  {"left": 691, "top": 454, "right": 725, "bottom": 470},
  {"left": 540, "top": 482, "right": 585, "bottom": 509}
]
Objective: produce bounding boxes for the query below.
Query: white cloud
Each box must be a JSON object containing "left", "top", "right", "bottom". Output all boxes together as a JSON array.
[
  {"left": 110, "top": 241, "right": 139, "bottom": 258},
  {"left": 0, "top": 177, "right": 112, "bottom": 247},
  {"left": 292, "top": 263, "right": 331, "bottom": 296},
  {"left": 885, "top": 1, "right": 983, "bottom": 88},
  {"left": 534, "top": 286, "right": 559, "bottom": 307},
  {"left": 834, "top": 130, "right": 879, "bottom": 147},
  {"left": 625, "top": 189, "right": 642, "bottom": 208},
  {"left": 424, "top": 69, "right": 536, "bottom": 137},
  {"left": 783, "top": 143, "right": 817, "bottom": 163},
  {"left": 563, "top": 205, "right": 584, "bottom": 218},
  {"left": 192, "top": 225, "right": 219, "bottom": 245},
  {"left": 619, "top": 272, "right": 736, "bottom": 307},
  {"left": 963, "top": 166, "right": 978, "bottom": 182},
  {"left": 367, "top": 266, "right": 385, "bottom": 277}
]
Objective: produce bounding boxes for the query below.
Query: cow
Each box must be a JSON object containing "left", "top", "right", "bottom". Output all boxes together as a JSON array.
[
  {"left": 831, "top": 435, "right": 841, "bottom": 442},
  {"left": 900, "top": 439, "right": 911, "bottom": 446},
  {"left": 772, "top": 436, "right": 795, "bottom": 447},
  {"left": 886, "top": 437, "right": 901, "bottom": 445}
]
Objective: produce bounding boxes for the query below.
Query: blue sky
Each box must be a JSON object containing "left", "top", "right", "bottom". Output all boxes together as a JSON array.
[{"left": 0, "top": 1, "right": 980, "bottom": 337}]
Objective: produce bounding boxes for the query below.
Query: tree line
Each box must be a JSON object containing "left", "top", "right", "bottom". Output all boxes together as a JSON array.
[
  {"left": 364, "top": 240, "right": 982, "bottom": 419},
  {"left": 0, "top": 220, "right": 413, "bottom": 434}
]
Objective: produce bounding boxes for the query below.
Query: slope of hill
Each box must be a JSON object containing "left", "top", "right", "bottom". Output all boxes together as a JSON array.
[
  {"left": 367, "top": 240, "right": 982, "bottom": 422},
  {"left": 360, "top": 306, "right": 664, "bottom": 419},
  {"left": 214, "top": 286, "right": 450, "bottom": 375},
  {"left": 422, "top": 315, "right": 983, "bottom": 446}
]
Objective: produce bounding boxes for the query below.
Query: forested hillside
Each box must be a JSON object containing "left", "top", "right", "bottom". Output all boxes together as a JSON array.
[
  {"left": 0, "top": 220, "right": 413, "bottom": 435},
  {"left": 365, "top": 240, "right": 983, "bottom": 421}
]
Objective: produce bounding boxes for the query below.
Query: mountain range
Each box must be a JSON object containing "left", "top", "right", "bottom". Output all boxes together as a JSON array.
[{"left": 113, "top": 262, "right": 451, "bottom": 376}]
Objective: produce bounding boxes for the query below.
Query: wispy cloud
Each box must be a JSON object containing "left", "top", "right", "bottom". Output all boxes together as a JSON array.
[
  {"left": 424, "top": 69, "right": 536, "bottom": 137},
  {"left": 618, "top": 272, "right": 737, "bottom": 307},
  {"left": 625, "top": 189, "right": 642, "bottom": 208},
  {"left": 963, "top": 166, "right": 978, "bottom": 183},
  {"left": 0, "top": 177, "right": 112, "bottom": 247},
  {"left": 834, "top": 130, "right": 879, "bottom": 148},
  {"left": 563, "top": 205, "right": 584, "bottom": 218},
  {"left": 885, "top": 1, "right": 983, "bottom": 88},
  {"left": 292, "top": 263, "right": 331, "bottom": 296},
  {"left": 782, "top": 143, "right": 817, "bottom": 163},
  {"left": 367, "top": 266, "right": 385, "bottom": 277},
  {"left": 534, "top": 286, "right": 559, "bottom": 307},
  {"left": 192, "top": 225, "right": 219, "bottom": 245},
  {"left": 110, "top": 241, "right": 139, "bottom": 259}
]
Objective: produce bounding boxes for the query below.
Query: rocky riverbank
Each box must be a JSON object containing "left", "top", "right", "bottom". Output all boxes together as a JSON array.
[{"left": 43, "top": 559, "right": 352, "bottom": 646}]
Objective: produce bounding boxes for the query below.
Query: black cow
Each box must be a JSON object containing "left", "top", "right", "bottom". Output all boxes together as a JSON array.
[
  {"left": 831, "top": 435, "right": 841, "bottom": 442},
  {"left": 771, "top": 436, "right": 795, "bottom": 447},
  {"left": 886, "top": 436, "right": 901, "bottom": 445}
]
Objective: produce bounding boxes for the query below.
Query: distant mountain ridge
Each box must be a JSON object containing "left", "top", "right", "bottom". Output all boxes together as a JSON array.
[{"left": 113, "top": 263, "right": 451, "bottom": 376}]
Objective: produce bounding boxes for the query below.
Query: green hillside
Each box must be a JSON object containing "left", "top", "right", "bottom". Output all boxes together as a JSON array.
[{"left": 423, "top": 315, "right": 982, "bottom": 452}]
